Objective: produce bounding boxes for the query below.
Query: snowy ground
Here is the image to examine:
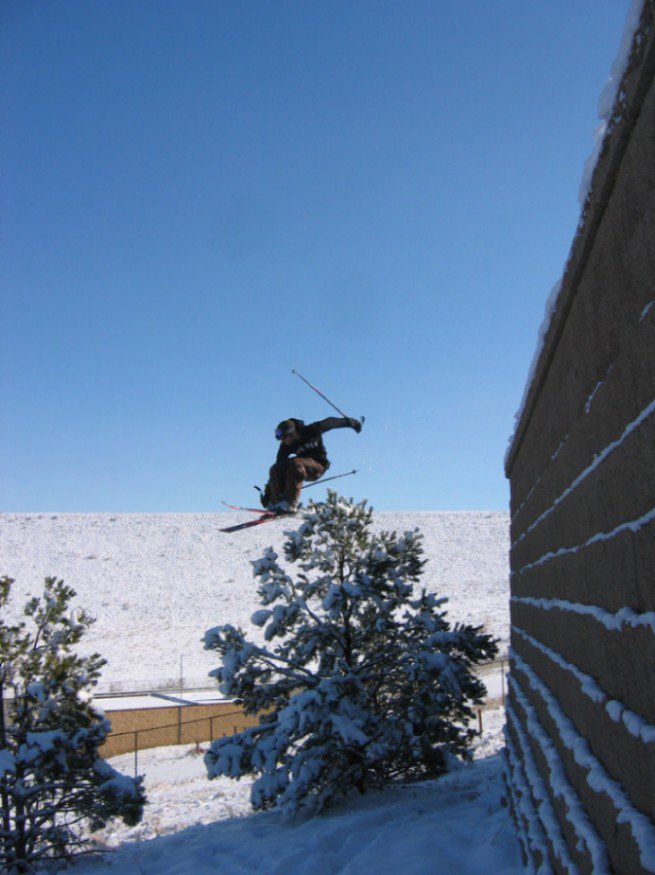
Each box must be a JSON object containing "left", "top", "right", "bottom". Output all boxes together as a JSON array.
[
  {"left": 66, "top": 707, "right": 522, "bottom": 875},
  {"left": 1, "top": 509, "right": 520, "bottom": 873},
  {"left": 0, "top": 510, "right": 510, "bottom": 691}
]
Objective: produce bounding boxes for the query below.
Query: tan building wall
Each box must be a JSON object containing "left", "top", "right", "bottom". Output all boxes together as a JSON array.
[{"left": 504, "top": 4, "right": 655, "bottom": 873}]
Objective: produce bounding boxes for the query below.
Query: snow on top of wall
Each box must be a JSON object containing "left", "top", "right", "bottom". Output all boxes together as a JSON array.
[
  {"left": 579, "top": 0, "right": 647, "bottom": 207},
  {"left": 506, "top": 0, "right": 646, "bottom": 468},
  {"left": 505, "top": 279, "right": 561, "bottom": 468}
]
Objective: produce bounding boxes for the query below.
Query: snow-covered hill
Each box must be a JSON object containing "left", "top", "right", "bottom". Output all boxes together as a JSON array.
[
  {"left": 0, "top": 510, "right": 509, "bottom": 690},
  {"left": 1, "top": 509, "right": 517, "bottom": 872}
]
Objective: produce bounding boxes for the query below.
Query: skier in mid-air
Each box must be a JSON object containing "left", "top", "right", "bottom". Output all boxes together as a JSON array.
[{"left": 262, "top": 416, "right": 363, "bottom": 512}]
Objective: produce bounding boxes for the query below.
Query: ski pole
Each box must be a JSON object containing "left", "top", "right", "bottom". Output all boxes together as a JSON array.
[
  {"left": 254, "top": 469, "right": 358, "bottom": 496},
  {"left": 301, "top": 469, "right": 358, "bottom": 490},
  {"left": 291, "top": 369, "right": 364, "bottom": 424}
]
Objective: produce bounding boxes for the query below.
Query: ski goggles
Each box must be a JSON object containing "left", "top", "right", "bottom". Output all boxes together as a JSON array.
[{"left": 275, "top": 427, "right": 287, "bottom": 439}]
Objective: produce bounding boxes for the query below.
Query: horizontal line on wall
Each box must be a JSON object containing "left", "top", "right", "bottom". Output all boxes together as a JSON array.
[
  {"left": 511, "top": 597, "right": 655, "bottom": 636},
  {"left": 512, "top": 399, "right": 655, "bottom": 550},
  {"left": 507, "top": 678, "right": 608, "bottom": 871},
  {"left": 511, "top": 506, "right": 655, "bottom": 578},
  {"left": 504, "top": 713, "right": 577, "bottom": 872},
  {"left": 512, "top": 625, "right": 655, "bottom": 744},
  {"left": 510, "top": 652, "right": 655, "bottom": 870}
]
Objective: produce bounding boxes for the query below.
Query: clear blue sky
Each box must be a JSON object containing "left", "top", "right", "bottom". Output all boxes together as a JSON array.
[{"left": 1, "top": 0, "right": 631, "bottom": 512}]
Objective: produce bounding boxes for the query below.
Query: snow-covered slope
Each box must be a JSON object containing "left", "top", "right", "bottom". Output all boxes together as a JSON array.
[
  {"left": 0, "top": 511, "right": 509, "bottom": 690},
  {"left": 72, "top": 740, "right": 524, "bottom": 875}
]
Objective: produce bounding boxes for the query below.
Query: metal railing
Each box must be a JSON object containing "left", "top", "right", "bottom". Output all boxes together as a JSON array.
[
  {"left": 94, "top": 653, "right": 510, "bottom": 700},
  {"left": 94, "top": 675, "right": 214, "bottom": 698}
]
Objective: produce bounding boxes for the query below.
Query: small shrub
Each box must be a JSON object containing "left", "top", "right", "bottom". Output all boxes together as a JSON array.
[{"left": 0, "top": 576, "right": 146, "bottom": 872}]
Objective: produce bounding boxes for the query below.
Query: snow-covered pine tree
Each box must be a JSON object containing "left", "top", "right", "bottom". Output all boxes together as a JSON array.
[
  {"left": 0, "top": 576, "right": 146, "bottom": 872},
  {"left": 204, "top": 492, "right": 498, "bottom": 816}
]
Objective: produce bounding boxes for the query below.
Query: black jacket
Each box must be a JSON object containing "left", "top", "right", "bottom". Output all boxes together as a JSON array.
[{"left": 276, "top": 417, "right": 357, "bottom": 469}]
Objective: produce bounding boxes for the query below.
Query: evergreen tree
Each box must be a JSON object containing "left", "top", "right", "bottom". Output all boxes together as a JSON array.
[
  {"left": 0, "top": 576, "right": 146, "bottom": 872},
  {"left": 204, "top": 492, "right": 498, "bottom": 816}
]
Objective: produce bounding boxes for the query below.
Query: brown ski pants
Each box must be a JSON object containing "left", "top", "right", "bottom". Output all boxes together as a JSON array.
[{"left": 268, "top": 457, "right": 326, "bottom": 505}]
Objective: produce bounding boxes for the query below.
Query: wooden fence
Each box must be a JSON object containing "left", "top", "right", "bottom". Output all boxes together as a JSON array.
[{"left": 100, "top": 700, "right": 258, "bottom": 759}]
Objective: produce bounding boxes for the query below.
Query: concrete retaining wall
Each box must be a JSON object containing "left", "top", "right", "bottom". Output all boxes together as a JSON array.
[{"left": 504, "top": 4, "right": 655, "bottom": 872}]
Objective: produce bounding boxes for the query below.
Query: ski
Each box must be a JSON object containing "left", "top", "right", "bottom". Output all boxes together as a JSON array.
[
  {"left": 221, "top": 501, "right": 272, "bottom": 514},
  {"left": 218, "top": 511, "right": 295, "bottom": 534}
]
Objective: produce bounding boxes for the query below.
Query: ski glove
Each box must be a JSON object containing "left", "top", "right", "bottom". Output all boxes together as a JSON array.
[{"left": 349, "top": 418, "right": 363, "bottom": 433}]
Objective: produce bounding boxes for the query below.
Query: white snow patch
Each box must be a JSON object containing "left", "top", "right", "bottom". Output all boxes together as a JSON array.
[
  {"left": 579, "top": 0, "right": 647, "bottom": 206},
  {"left": 511, "top": 596, "right": 655, "bottom": 636},
  {"left": 0, "top": 511, "right": 510, "bottom": 692},
  {"left": 65, "top": 709, "right": 522, "bottom": 875},
  {"left": 0, "top": 510, "right": 518, "bottom": 872}
]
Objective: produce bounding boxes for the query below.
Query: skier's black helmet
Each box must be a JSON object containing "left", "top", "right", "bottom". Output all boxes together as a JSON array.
[{"left": 275, "top": 419, "right": 298, "bottom": 440}]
